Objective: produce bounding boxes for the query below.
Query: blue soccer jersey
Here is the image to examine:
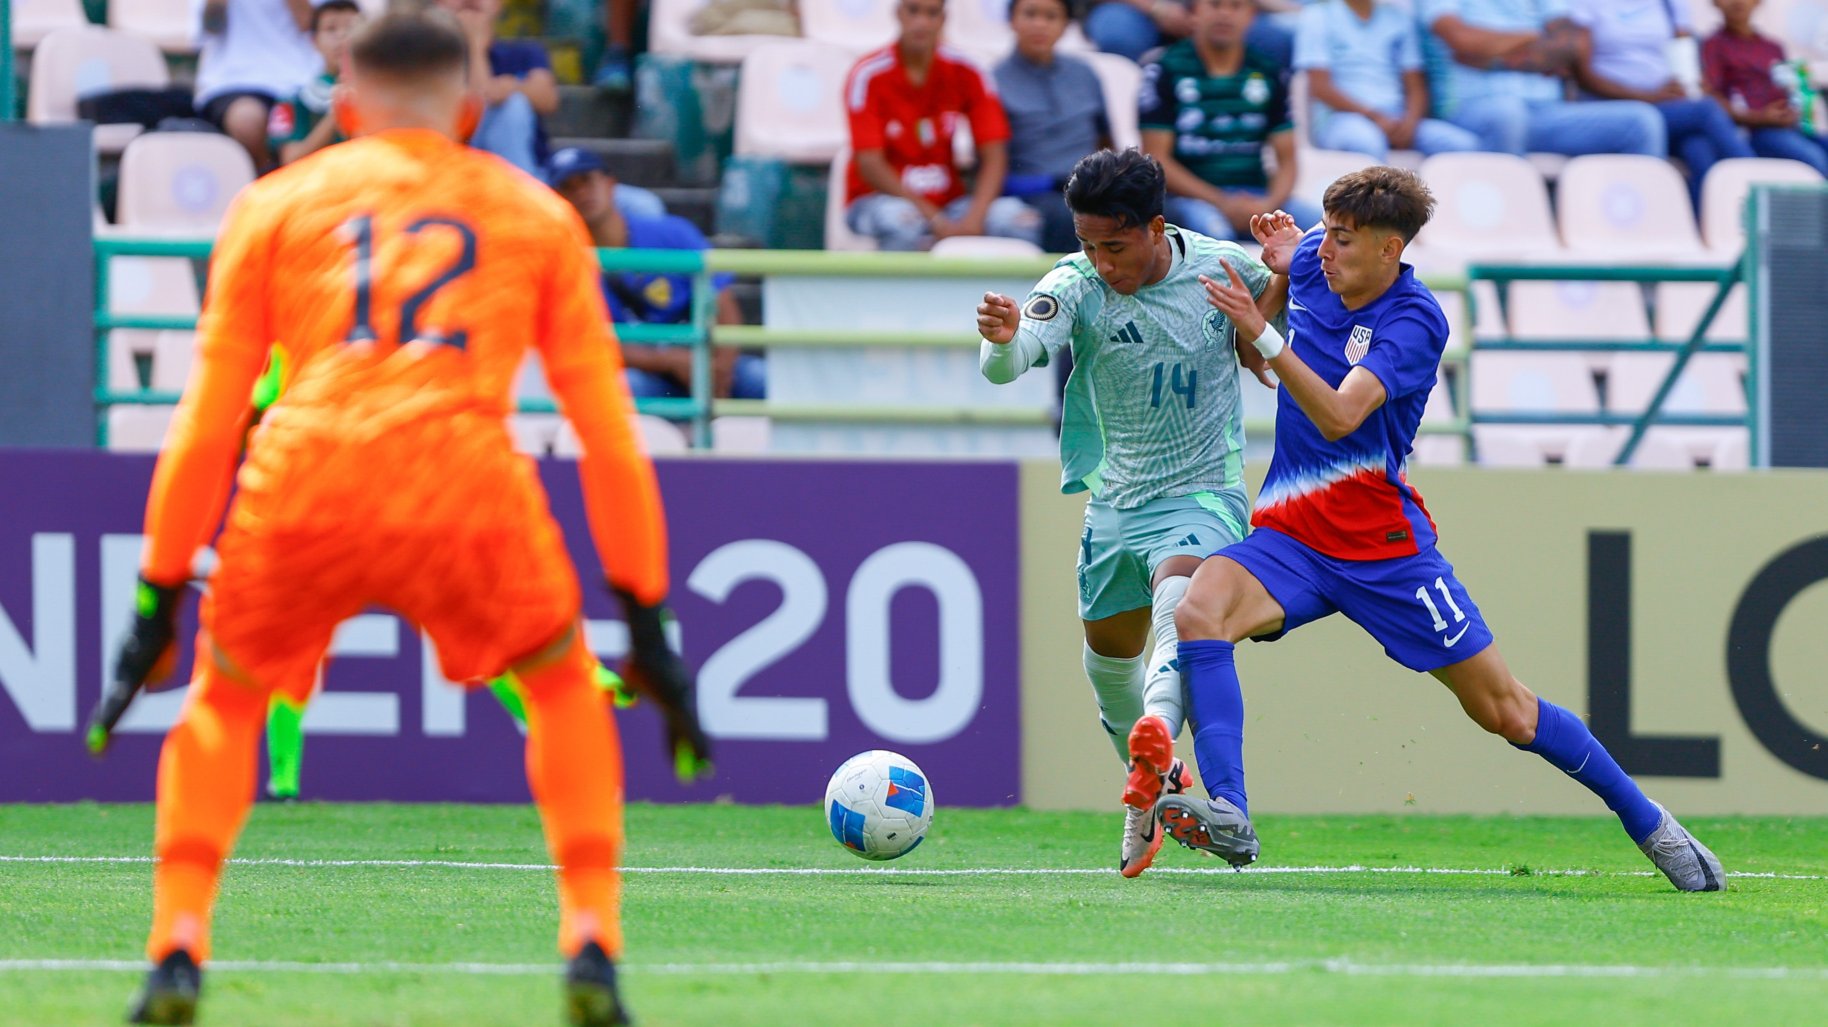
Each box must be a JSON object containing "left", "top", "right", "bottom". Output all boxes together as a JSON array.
[{"left": 1252, "top": 227, "right": 1450, "bottom": 560}]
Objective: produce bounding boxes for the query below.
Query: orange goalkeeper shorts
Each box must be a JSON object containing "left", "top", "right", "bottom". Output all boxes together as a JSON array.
[{"left": 199, "top": 412, "right": 583, "bottom": 691}]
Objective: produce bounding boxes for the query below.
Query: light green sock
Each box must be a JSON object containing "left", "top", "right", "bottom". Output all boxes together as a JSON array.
[
  {"left": 487, "top": 663, "right": 626, "bottom": 732},
  {"left": 265, "top": 698, "right": 305, "bottom": 799},
  {"left": 487, "top": 674, "right": 528, "bottom": 728}
]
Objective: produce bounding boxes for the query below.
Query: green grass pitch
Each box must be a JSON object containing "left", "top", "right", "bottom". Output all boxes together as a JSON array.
[{"left": 0, "top": 803, "right": 1823, "bottom": 1025}]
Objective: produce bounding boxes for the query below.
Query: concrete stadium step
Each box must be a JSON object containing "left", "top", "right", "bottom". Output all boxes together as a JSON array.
[
  {"left": 550, "top": 137, "right": 676, "bottom": 188},
  {"left": 549, "top": 85, "right": 632, "bottom": 140},
  {"left": 652, "top": 186, "right": 718, "bottom": 235}
]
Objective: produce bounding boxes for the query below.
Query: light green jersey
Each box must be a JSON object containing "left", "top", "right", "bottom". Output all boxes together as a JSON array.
[{"left": 980, "top": 226, "right": 1271, "bottom": 510}]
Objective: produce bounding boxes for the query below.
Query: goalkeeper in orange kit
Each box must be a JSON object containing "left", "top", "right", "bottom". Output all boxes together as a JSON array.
[{"left": 85, "top": 11, "right": 708, "bottom": 1025}]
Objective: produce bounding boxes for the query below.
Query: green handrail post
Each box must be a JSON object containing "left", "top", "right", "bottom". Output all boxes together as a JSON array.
[
  {"left": 1743, "top": 190, "right": 1763, "bottom": 468},
  {"left": 1616, "top": 262, "right": 1741, "bottom": 465},
  {"left": 94, "top": 242, "right": 113, "bottom": 446},
  {"left": 1465, "top": 260, "right": 1753, "bottom": 467},
  {"left": 688, "top": 261, "right": 715, "bottom": 448},
  {"left": 595, "top": 247, "right": 714, "bottom": 445},
  {"left": 1, "top": 0, "right": 16, "bottom": 124}
]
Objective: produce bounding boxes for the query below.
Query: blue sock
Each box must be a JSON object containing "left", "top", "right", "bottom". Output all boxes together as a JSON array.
[
  {"left": 1515, "top": 697, "right": 1661, "bottom": 843},
  {"left": 1178, "top": 639, "right": 1248, "bottom": 815}
]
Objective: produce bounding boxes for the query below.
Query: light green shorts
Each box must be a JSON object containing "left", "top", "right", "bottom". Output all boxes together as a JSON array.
[{"left": 1076, "top": 489, "right": 1250, "bottom": 621}]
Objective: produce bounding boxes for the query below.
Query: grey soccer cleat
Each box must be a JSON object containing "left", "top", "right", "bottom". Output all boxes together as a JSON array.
[
  {"left": 1156, "top": 793, "right": 1260, "bottom": 868},
  {"left": 1120, "top": 758, "right": 1191, "bottom": 878},
  {"left": 1638, "top": 803, "right": 1725, "bottom": 892},
  {"left": 127, "top": 949, "right": 200, "bottom": 1025}
]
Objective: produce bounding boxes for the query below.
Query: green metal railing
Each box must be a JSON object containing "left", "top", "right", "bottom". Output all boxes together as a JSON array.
[
  {"left": 2, "top": 0, "right": 16, "bottom": 124},
  {"left": 93, "top": 239, "right": 1480, "bottom": 449},
  {"left": 1464, "top": 259, "right": 1749, "bottom": 466},
  {"left": 92, "top": 239, "right": 726, "bottom": 445}
]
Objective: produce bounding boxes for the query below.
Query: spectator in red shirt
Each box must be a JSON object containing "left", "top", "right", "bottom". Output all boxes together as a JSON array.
[
  {"left": 843, "top": 0, "right": 1042, "bottom": 250},
  {"left": 1702, "top": 0, "right": 1828, "bottom": 175}
]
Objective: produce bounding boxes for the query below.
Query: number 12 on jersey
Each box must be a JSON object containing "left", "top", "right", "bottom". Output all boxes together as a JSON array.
[
  {"left": 1150, "top": 361, "right": 1197, "bottom": 409},
  {"left": 342, "top": 214, "right": 478, "bottom": 348}
]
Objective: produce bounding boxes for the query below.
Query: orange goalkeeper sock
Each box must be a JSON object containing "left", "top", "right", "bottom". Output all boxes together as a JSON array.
[
  {"left": 515, "top": 631, "right": 626, "bottom": 959},
  {"left": 146, "top": 663, "right": 267, "bottom": 963}
]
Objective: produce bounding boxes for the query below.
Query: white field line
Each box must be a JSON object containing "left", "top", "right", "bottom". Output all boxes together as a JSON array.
[
  {"left": 1, "top": 958, "right": 1826, "bottom": 981},
  {"left": 0, "top": 855, "right": 1821, "bottom": 881}
]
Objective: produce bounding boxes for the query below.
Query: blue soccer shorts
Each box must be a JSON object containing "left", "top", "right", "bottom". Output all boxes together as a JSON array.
[{"left": 1214, "top": 527, "right": 1495, "bottom": 672}]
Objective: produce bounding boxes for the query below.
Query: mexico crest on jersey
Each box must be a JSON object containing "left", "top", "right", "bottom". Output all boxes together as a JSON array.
[
  {"left": 1201, "top": 308, "right": 1228, "bottom": 347},
  {"left": 1345, "top": 324, "right": 1372, "bottom": 364}
]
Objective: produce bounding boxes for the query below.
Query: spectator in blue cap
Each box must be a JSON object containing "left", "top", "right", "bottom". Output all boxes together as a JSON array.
[
  {"left": 549, "top": 147, "right": 765, "bottom": 402},
  {"left": 547, "top": 145, "right": 669, "bottom": 220}
]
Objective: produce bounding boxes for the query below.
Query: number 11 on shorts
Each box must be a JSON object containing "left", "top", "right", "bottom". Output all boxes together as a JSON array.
[{"left": 1414, "top": 576, "right": 1466, "bottom": 632}]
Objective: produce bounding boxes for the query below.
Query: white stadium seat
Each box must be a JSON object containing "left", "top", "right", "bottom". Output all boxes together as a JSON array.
[
  {"left": 1563, "top": 427, "right": 1698, "bottom": 470},
  {"left": 1469, "top": 351, "right": 1602, "bottom": 466},
  {"left": 106, "top": 405, "right": 175, "bottom": 452},
  {"left": 116, "top": 132, "right": 256, "bottom": 233},
  {"left": 1556, "top": 154, "right": 1706, "bottom": 260},
  {"left": 711, "top": 415, "right": 773, "bottom": 453},
  {"left": 27, "top": 24, "right": 169, "bottom": 154},
  {"left": 1293, "top": 148, "right": 1375, "bottom": 218},
  {"left": 1699, "top": 157, "right": 1823, "bottom": 256},
  {"left": 554, "top": 415, "right": 691, "bottom": 457},
  {"left": 148, "top": 330, "right": 198, "bottom": 393},
  {"left": 1756, "top": 0, "right": 1828, "bottom": 63},
  {"left": 108, "top": 0, "right": 195, "bottom": 53},
  {"left": 941, "top": 0, "right": 1014, "bottom": 66},
  {"left": 106, "top": 256, "right": 200, "bottom": 393},
  {"left": 734, "top": 40, "right": 854, "bottom": 163},
  {"left": 1654, "top": 280, "right": 1750, "bottom": 345},
  {"left": 824, "top": 149, "right": 878, "bottom": 251},
  {"left": 1082, "top": 50, "right": 1142, "bottom": 152},
  {"left": 799, "top": 0, "right": 897, "bottom": 53},
  {"left": 10, "top": 0, "right": 87, "bottom": 49},
  {"left": 1415, "top": 152, "right": 1562, "bottom": 259},
  {"left": 648, "top": 0, "right": 795, "bottom": 64},
  {"left": 508, "top": 414, "right": 563, "bottom": 457},
  {"left": 1606, "top": 353, "right": 1746, "bottom": 417}
]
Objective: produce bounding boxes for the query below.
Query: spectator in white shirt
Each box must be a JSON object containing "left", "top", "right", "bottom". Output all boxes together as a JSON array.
[{"left": 193, "top": 0, "right": 324, "bottom": 171}]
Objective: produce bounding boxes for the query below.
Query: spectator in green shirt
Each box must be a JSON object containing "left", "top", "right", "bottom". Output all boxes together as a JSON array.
[
  {"left": 1139, "top": 0, "right": 1321, "bottom": 240},
  {"left": 268, "top": 0, "right": 364, "bottom": 166}
]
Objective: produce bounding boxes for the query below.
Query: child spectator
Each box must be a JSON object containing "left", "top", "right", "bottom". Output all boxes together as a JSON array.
[
  {"left": 268, "top": 1, "right": 364, "bottom": 166},
  {"left": 1703, "top": 0, "right": 1828, "bottom": 174},
  {"left": 194, "top": 0, "right": 322, "bottom": 172}
]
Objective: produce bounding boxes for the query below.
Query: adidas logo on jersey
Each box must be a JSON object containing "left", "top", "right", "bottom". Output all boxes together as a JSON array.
[{"left": 1110, "top": 321, "right": 1143, "bottom": 346}]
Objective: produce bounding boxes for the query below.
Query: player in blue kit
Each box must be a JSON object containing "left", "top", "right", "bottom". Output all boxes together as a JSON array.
[{"left": 1130, "top": 167, "right": 1725, "bottom": 890}]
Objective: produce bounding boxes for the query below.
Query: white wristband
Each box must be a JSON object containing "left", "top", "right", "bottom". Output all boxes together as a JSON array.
[{"left": 1249, "top": 322, "right": 1286, "bottom": 361}]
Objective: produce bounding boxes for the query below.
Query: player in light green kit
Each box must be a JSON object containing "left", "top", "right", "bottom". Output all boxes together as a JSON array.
[{"left": 976, "top": 148, "right": 1277, "bottom": 876}]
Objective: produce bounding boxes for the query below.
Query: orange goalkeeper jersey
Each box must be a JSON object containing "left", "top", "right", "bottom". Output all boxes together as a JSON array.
[{"left": 140, "top": 128, "right": 669, "bottom": 604}]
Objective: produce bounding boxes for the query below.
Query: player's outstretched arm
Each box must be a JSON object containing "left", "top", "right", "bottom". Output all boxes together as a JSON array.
[
  {"left": 1202, "top": 262, "right": 1387, "bottom": 441},
  {"left": 90, "top": 194, "right": 273, "bottom": 753}
]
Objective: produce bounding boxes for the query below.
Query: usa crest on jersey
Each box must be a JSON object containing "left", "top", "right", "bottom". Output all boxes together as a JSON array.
[{"left": 1345, "top": 324, "right": 1372, "bottom": 364}]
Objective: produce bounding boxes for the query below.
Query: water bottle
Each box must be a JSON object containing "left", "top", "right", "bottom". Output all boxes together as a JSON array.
[{"left": 1799, "top": 62, "right": 1818, "bottom": 131}]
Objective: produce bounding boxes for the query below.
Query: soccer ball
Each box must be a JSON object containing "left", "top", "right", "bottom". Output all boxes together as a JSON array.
[{"left": 823, "top": 750, "right": 934, "bottom": 861}]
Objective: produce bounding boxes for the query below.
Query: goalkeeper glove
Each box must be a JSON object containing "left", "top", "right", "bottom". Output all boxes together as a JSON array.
[
  {"left": 85, "top": 576, "right": 185, "bottom": 756},
  {"left": 613, "top": 586, "right": 713, "bottom": 782}
]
